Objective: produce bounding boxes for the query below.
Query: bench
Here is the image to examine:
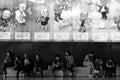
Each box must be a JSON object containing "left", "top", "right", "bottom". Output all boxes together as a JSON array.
[
  {"left": 64, "top": 70, "right": 72, "bottom": 77},
  {"left": 73, "top": 67, "right": 90, "bottom": 77},
  {"left": 53, "top": 70, "right": 64, "bottom": 77},
  {"left": 6, "top": 67, "right": 24, "bottom": 77},
  {"left": 43, "top": 70, "right": 52, "bottom": 77}
]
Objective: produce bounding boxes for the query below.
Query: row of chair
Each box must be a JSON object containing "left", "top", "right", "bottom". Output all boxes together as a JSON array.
[{"left": 6, "top": 66, "right": 120, "bottom": 77}]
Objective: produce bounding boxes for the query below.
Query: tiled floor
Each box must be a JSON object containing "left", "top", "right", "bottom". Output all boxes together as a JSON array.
[{"left": 0, "top": 77, "right": 120, "bottom": 80}]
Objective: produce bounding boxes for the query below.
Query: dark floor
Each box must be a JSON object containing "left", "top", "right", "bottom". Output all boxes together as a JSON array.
[{"left": 0, "top": 77, "right": 120, "bottom": 80}]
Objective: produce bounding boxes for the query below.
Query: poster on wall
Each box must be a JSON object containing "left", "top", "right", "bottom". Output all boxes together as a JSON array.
[{"left": 0, "top": 0, "right": 120, "bottom": 41}]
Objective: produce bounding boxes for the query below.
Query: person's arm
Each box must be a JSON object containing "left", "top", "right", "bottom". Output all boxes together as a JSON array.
[
  {"left": 106, "top": 60, "right": 109, "bottom": 67},
  {"left": 84, "top": 55, "right": 90, "bottom": 62},
  {"left": 53, "top": 59, "right": 57, "bottom": 67},
  {"left": 7, "top": 57, "right": 12, "bottom": 63},
  {"left": 70, "top": 56, "right": 74, "bottom": 64}
]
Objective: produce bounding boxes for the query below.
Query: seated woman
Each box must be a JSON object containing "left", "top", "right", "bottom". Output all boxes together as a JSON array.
[
  {"left": 64, "top": 51, "right": 74, "bottom": 75},
  {"left": 36, "top": 8, "right": 49, "bottom": 30},
  {"left": 52, "top": 54, "right": 64, "bottom": 73},
  {"left": 0, "top": 9, "right": 12, "bottom": 31},
  {"left": 34, "top": 54, "right": 43, "bottom": 77},
  {"left": 94, "top": 58, "right": 104, "bottom": 77},
  {"left": 21, "top": 54, "right": 31, "bottom": 77},
  {"left": 2, "top": 51, "right": 14, "bottom": 77},
  {"left": 83, "top": 51, "right": 98, "bottom": 77},
  {"left": 14, "top": 56, "right": 21, "bottom": 77},
  {"left": 106, "top": 58, "right": 116, "bottom": 77}
]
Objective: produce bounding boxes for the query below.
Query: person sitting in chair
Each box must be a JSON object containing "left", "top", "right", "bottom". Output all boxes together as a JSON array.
[
  {"left": 2, "top": 51, "right": 14, "bottom": 77},
  {"left": 83, "top": 51, "right": 98, "bottom": 78},
  {"left": 34, "top": 54, "right": 43, "bottom": 77},
  {"left": 0, "top": 9, "right": 12, "bottom": 31},
  {"left": 64, "top": 51, "right": 74, "bottom": 75},
  {"left": 52, "top": 54, "right": 64, "bottom": 73},
  {"left": 21, "top": 54, "right": 31, "bottom": 77},
  {"left": 94, "top": 57, "right": 104, "bottom": 77},
  {"left": 106, "top": 58, "right": 116, "bottom": 77}
]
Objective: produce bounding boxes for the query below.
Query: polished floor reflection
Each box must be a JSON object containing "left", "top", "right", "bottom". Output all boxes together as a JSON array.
[{"left": 1, "top": 77, "right": 120, "bottom": 80}]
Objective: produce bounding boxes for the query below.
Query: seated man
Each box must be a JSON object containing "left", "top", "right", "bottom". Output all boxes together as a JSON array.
[
  {"left": 106, "top": 58, "right": 116, "bottom": 77},
  {"left": 0, "top": 9, "right": 12, "bottom": 31},
  {"left": 21, "top": 54, "right": 31, "bottom": 77},
  {"left": 52, "top": 54, "right": 64, "bottom": 73},
  {"left": 2, "top": 51, "right": 14, "bottom": 77},
  {"left": 34, "top": 54, "right": 43, "bottom": 77}
]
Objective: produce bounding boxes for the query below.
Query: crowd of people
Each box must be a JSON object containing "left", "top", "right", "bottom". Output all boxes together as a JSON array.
[{"left": 1, "top": 50, "right": 117, "bottom": 78}]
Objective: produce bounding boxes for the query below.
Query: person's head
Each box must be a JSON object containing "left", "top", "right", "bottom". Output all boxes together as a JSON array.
[
  {"left": 89, "top": 51, "right": 94, "bottom": 56},
  {"left": 108, "top": 58, "right": 113, "bottom": 62},
  {"left": 2, "top": 10, "right": 11, "bottom": 19},
  {"left": 15, "top": 56, "right": 19, "bottom": 60},
  {"left": 66, "top": 51, "right": 71, "bottom": 56},
  {"left": 35, "top": 54, "right": 40, "bottom": 59},
  {"left": 55, "top": 54, "right": 60, "bottom": 60},
  {"left": 24, "top": 53, "right": 27, "bottom": 58},
  {"left": 7, "top": 51, "right": 11, "bottom": 56}
]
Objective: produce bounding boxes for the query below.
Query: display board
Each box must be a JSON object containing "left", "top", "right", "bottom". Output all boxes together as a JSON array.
[{"left": 0, "top": 0, "right": 120, "bottom": 42}]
